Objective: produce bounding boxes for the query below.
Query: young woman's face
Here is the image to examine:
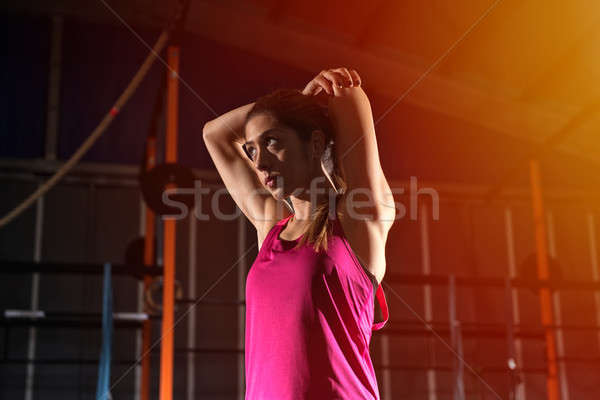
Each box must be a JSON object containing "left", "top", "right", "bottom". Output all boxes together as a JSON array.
[{"left": 244, "top": 113, "right": 317, "bottom": 200}]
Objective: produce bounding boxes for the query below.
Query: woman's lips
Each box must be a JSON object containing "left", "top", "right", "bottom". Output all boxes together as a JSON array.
[{"left": 266, "top": 176, "right": 275, "bottom": 187}]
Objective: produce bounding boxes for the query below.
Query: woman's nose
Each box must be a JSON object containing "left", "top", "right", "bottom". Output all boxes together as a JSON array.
[{"left": 254, "top": 148, "right": 270, "bottom": 171}]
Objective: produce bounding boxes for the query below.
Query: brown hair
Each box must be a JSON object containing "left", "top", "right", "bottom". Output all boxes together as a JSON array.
[{"left": 243, "top": 88, "right": 347, "bottom": 252}]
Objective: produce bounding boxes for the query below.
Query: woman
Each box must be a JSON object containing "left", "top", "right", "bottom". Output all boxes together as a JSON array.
[{"left": 203, "top": 67, "right": 395, "bottom": 399}]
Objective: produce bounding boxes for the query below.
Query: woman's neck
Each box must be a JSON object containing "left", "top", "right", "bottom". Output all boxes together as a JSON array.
[{"left": 289, "top": 193, "right": 329, "bottom": 222}]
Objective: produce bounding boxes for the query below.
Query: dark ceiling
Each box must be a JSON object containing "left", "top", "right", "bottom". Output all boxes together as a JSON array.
[{"left": 2, "top": 0, "right": 599, "bottom": 191}]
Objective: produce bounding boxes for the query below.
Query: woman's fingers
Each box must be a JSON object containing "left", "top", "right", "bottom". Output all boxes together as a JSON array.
[
  {"left": 314, "top": 73, "right": 335, "bottom": 95},
  {"left": 349, "top": 69, "right": 361, "bottom": 86},
  {"left": 302, "top": 80, "right": 321, "bottom": 96},
  {"left": 302, "top": 68, "right": 362, "bottom": 97},
  {"left": 322, "top": 70, "right": 350, "bottom": 89},
  {"left": 333, "top": 67, "right": 353, "bottom": 86}
]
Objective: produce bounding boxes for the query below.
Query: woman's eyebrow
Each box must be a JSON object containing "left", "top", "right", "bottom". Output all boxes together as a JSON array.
[{"left": 244, "top": 128, "right": 279, "bottom": 146}]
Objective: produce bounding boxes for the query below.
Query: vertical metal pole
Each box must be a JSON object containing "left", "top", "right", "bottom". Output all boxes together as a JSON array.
[
  {"left": 546, "top": 211, "right": 569, "bottom": 400},
  {"left": 134, "top": 197, "right": 146, "bottom": 400},
  {"left": 24, "top": 191, "right": 44, "bottom": 400},
  {"left": 30, "top": 14, "right": 62, "bottom": 395},
  {"left": 30, "top": 14, "right": 61, "bottom": 395},
  {"left": 529, "top": 160, "right": 560, "bottom": 400},
  {"left": 456, "top": 324, "right": 465, "bottom": 400},
  {"left": 187, "top": 206, "right": 197, "bottom": 400},
  {"left": 380, "top": 333, "right": 391, "bottom": 400},
  {"left": 159, "top": 45, "right": 179, "bottom": 400},
  {"left": 504, "top": 207, "right": 526, "bottom": 400},
  {"left": 448, "top": 275, "right": 465, "bottom": 400},
  {"left": 587, "top": 213, "right": 600, "bottom": 352},
  {"left": 141, "top": 139, "right": 157, "bottom": 400},
  {"left": 237, "top": 213, "right": 247, "bottom": 400},
  {"left": 505, "top": 278, "right": 518, "bottom": 400},
  {"left": 420, "top": 201, "right": 437, "bottom": 400}
]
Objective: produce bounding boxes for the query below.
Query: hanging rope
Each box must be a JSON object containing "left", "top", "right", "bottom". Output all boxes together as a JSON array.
[{"left": 0, "top": 30, "right": 169, "bottom": 228}]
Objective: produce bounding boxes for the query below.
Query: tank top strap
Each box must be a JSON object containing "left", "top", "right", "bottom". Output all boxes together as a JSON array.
[
  {"left": 260, "top": 215, "right": 293, "bottom": 252},
  {"left": 277, "top": 214, "right": 294, "bottom": 227},
  {"left": 372, "top": 283, "right": 389, "bottom": 331}
]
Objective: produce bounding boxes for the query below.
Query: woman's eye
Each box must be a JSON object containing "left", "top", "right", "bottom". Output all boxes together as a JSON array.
[{"left": 266, "top": 138, "right": 278, "bottom": 147}]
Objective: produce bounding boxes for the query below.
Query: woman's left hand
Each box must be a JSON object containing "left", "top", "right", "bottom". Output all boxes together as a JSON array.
[{"left": 301, "top": 67, "right": 362, "bottom": 97}]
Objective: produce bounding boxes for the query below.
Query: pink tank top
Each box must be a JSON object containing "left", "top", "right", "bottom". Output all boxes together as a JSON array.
[{"left": 245, "top": 213, "right": 389, "bottom": 399}]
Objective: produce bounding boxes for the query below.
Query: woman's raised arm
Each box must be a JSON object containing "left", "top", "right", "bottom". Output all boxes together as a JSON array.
[
  {"left": 203, "top": 103, "right": 288, "bottom": 242},
  {"left": 303, "top": 68, "right": 395, "bottom": 229}
]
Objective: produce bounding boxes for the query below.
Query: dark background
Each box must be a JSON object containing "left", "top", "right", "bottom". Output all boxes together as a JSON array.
[{"left": 1, "top": 2, "right": 600, "bottom": 399}]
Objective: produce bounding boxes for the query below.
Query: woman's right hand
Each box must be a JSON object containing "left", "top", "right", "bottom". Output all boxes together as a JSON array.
[{"left": 301, "top": 68, "right": 362, "bottom": 97}]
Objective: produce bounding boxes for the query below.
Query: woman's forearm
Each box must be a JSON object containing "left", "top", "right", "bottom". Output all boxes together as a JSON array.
[{"left": 203, "top": 102, "right": 255, "bottom": 145}]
